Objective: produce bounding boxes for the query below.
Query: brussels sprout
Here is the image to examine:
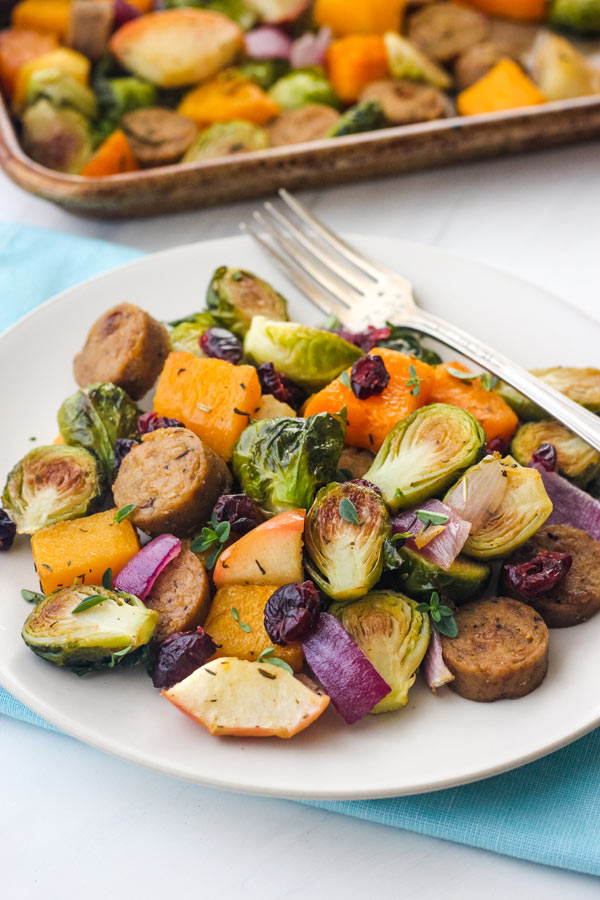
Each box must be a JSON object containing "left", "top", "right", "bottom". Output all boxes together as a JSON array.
[
  {"left": 169, "top": 311, "right": 218, "bottom": 354},
  {"left": 304, "top": 481, "right": 391, "bottom": 601},
  {"left": 239, "top": 59, "right": 290, "bottom": 89},
  {"left": 548, "top": 0, "right": 600, "bottom": 33},
  {"left": 456, "top": 456, "right": 553, "bottom": 559},
  {"left": 166, "top": 0, "right": 258, "bottom": 30},
  {"left": 232, "top": 412, "right": 346, "bottom": 515},
  {"left": 394, "top": 546, "right": 490, "bottom": 604},
  {"left": 183, "top": 121, "right": 269, "bottom": 163},
  {"left": 496, "top": 366, "right": 600, "bottom": 420},
  {"left": 25, "top": 68, "right": 98, "bottom": 118},
  {"left": 22, "top": 585, "right": 158, "bottom": 672},
  {"left": 207, "top": 271, "right": 288, "bottom": 337},
  {"left": 511, "top": 420, "right": 600, "bottom": 486},
  {"left": 58, "top": 383, "right": 140, "bottom": 480},
  {"left": 532, "top": 33, "right": 600, "bottom": 101},
  {"left": 22, "top": 100, "right": 92, "bottom": 173},
  {"left": 330, "top": 590, "right": 430, "bottom": 713},
  {"left": 384, "top": 31, "right": 452, "bottom": 89},
  {"left": 365, "top": 403, "right": 486, "bottom": 511},
  {"left": 269, "top": 68, "right": 340, "bottom": 110},
  {"left": 326, "top": 100, "right": 387, "bottom": 137},
  {"left": 2, "top": 446, "right": 105, "bottom": 535},
  {"left": 96, "top": 76, "right": 158, "bottom": 120},
  {"left": 494, "top": 381, "right": 545, "bottom": 421},
  {"left": 244, "top": 316, "right": 362, "bottom": 390}
]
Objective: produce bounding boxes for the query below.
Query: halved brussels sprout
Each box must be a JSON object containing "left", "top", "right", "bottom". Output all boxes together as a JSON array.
[
  {"left": 494, "top": 381, "right": 545, "bottom": 422},
  {"left": 496, "top": 367, "right": 600, "bottom": 420},
  {"left": 232, "top": 411, "right": 346, "bottom": 515},
  {"left": 95, "top": 76, "right": 158, "bottom": 120},
  {"left": 26, "top": 68, "right": 98, "bottom": 118},
  {"left": 457, "top": 456, "right": 553, "bottom": 559},
  {"left": 2, "top": 446, "right": 105, "bottom": 535},
  {"left": 365, "top": 403, "right": 486, "bottom": 510},
  {"left": 511, "top": 420, "right": 600, "bottom": 486},
  {"left": 22, "top": 584, "right": 158, "bottom": 671},
  {"left": 330, "top": 589, "right": 430, "bottom": 713},
  {"left": 183, "top": 121, "right": 269, "bottom": 163},
  {"left": 169, "top": 311, "right": 218, "bottom": 355},
  {"left": 305, "top": 481, "right": 391, "bottom": 601},
  {"left": 22, "top": 99, "right": 92, "bottom": 173},
  {"left": 394, "top": 545, "right": 490, "bottom": 605},
  {"left": 532, "top": 33, "right": 600, "bottom": 101},
  {"left": 269, "top": 68, "right": 340, "bottom": 110},
  {"left": 58, "top": 382, "right": 140, "bottom": 479},
  {"left": 244, "top": 316, "right": 362, "bottom": 391},
  {"left": 239, "top": 59, "right": 290, "bottom": 89},
  {"left": 207, "top": 270, "right": 288, "bottom": 337},
  {"left": 548, "top": 0, "right": 600, "bottom": 34},
  {"left": 384, "top": 31, "right": 452, "bottom": 89},
  {"left": 326, "top": 100, "right": 386, "bottom": 137}
]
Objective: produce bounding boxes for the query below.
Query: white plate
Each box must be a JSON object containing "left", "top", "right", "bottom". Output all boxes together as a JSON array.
[{"left": 2, "top": 234, "right": 600, "bottom": 801}]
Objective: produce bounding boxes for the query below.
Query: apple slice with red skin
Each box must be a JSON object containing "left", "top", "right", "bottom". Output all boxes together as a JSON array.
[
  {"left": 245, "top": 0, "right": 311, "bottom": 24},
  {"left": 163, "top": 656, "right": 330, "bottom": 738},
  {"left": 213, "top": 508, "right": 305, "bottom": 588}
]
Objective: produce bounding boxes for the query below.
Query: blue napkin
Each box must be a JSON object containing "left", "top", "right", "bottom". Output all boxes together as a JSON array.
[{"left": 2, "top": 222, "right": 600, "bottom": 878}]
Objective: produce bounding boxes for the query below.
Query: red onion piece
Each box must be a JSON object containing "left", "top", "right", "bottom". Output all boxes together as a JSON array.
[
  {"left": 113, "top": 0, "right": 141, "bottom": 29},
  {"left": 529, "top": 463, "right": 600, "bottom": 540},
  {"left": 445, "top": 455, "right": 507, "bottom": 532},
  {"left": 301, "top": 613, "right": 390, "bottom": 724},
  {"left": 290, "top": 27, "right": 332, "bottom": 69},
  {"left": 392, "top": 499, "right": 471, "bottom": 570},
  {"left": 114, "top": 534, "right": 181, "bottom": 601},
  {"left": 423, "top": 628, "right": 454, "bottom": 693},
  {"left": 244, "top": 26, "right": 292, "bottom": 60}
]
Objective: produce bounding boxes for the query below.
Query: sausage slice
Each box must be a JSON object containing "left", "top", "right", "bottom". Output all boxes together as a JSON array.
[
  {"left": 454, "top": 42, "right": 501, "bottom": 91},
  {"left": 338, "top": 447, "right": 375, "bottom": 480},
  {"left": 408, "top": 2, "right": 490, "bottom": 63},
  {"left": 144, "top": 542, "right": 210, "bottom": 640},
  {"left": 267, "top": 105, "right": 341, "bottom": 147},
  {"left": 360, "top": 79, "right": 447, "bottom": 124},
  {"left": 113, "top": 427, "right": 232, "bottom": 536},
  {"left": 441, "top": 597, "right": 549, "bottom": 702},
  {"left": 122, "top": 108, "right": 198, "bottom": 167},
  {"left": 74, "top": 302, "right": 170, "bottom": 400}
]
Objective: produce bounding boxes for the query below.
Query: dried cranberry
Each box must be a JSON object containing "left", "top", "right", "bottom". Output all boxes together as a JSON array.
[
  {"left": 199, "top": 327, "right": 243, "bottom": 364},
  {"left": 349, "top": 478, "right": 383, "bottom": 496},
  {"left": 0, "top": 509, "right": 16, "bottom": 551},
  {"left": 531, "top": 443, "right": 558, "bottom": 473},
  {"left": 255, "top": 363, "right": 305, "bottom": 411},
  {"left": 333, "top": 325, "right": 391, "bottom": 354},
  {"left": 151, "top": 626, "right": 217, "bottom": 690},
  {"left": 487, "top": 437, "right": 508, "bottom": 455},
  {"left": 350, "top": 354, "right": 390, "bottom": 400},
  {"left": 264, "top": 581, "right": 321, "bottom": 645},
  {"left": 212, "top": 493, "right": 263, "bottom": 536},
  {"left": 502, "top": 550, "right": 572, "bottom": 600},
  {"left": 138, "top": 411, "right": 184, "bottom": 434},
  {"left": 113, "top": 438, "right": 138, "bottom": 476}
]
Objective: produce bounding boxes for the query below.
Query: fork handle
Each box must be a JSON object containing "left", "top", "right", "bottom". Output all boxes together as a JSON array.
[{"left": 408, "top": 310, "right": 600, "bottom": 454}]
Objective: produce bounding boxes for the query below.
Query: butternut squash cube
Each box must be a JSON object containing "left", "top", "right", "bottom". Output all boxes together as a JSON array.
[{"left": 457, "top": 57, "right": 545, "bottom": 116}]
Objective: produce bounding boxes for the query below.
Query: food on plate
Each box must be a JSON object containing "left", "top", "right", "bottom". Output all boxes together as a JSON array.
[
  {"left": 441, "top": 596, "right": 549, "bottom": 701},
  {"left": 168, "top": 311, "right": 217, "bottom": 355},
  {"left": 207, "top": 266, "right": 288, "bottom": 336},
  {"left": 429, "top": 361, "right": 518, "bottom": 444},
  {"left": 143, "top": 543, "right": 211, "bottom": 640},
  {"left": 213, "top": 508, "right": 305, "bottom": 587},
  {"left": 337, "top": 446, "right": 375, "bottom": 480},
  {"left": 121, "top": 107, "right": 198, "bottom": 166},
  {"left": 150, "top": 626, "right": 217, "bottom": 690},
  {"left": 511, "top": 420, "right": 600, "bottom": 486},
  {"left": 392, "top": 545, "right": 491, "bottom": 604}
]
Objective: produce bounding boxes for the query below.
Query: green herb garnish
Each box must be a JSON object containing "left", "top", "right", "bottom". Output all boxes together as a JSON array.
[
  {"left": 102, "top": 567, "right": 112, "bottom": 590},
  {"left": 323, "top": 314, "right": 342, "bottom": 330},
  {"left": 339, "top": 497, "right": 360, "bottom": 525},
  {"left": 231, "top": 607, "right": 252, "bottom": 633},
  {"left": 114, "top": 504, "right": 136, "bottom": 524},
  {"left": 405, "top": 363, "right": 424, "bottom": 397},
  {"left": 257, "top": 647, "right": 294, "bottom": 674},
  {"left": 21, "top": 588, "right": 44, "bottom": 604},
  {"left": 190, "top": 514, "right": 231, "bottom": 568},
  {"left": 447, "top": 367, "right": 475, "bottom": 383},
  {"left": 416, "top": 592, "right": 458, "bottom": 638},
  {"left": 339, "top": 370, "right": 351, "bottom": 389},
  {"left": 415, "top": 509, "right": 449, "bottom": 527},
  {"left": 480, "top": 372, "right": 498, "bottom": 392},
  {"left": 72, "top": 594, "right": 107, "bottom": 614}
]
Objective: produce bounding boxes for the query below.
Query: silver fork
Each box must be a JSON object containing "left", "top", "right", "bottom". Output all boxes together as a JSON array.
[{"left": 241, "top": 189, "right": 600, "bottom": 454}]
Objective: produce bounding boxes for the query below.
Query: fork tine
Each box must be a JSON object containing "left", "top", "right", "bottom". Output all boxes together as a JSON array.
[
  {"left": 239, "top": 222, "right": 348, "bottom": 320},
  {"left": 252, "top": 210, "right": 356, "bottom": 308}
]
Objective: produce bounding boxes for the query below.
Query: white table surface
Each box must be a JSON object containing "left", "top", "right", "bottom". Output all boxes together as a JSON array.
[{"left": 2, "top": 141, "right": 600, "bottom": 897}]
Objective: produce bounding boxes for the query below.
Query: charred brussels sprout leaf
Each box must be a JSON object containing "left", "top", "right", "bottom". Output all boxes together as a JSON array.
[
  {"left": 22, "top": 585, "right": 158, "bottom": 671},
  {"left": 26, "top": 69, "right": 98, "bottom": 118},
  {"left": 2, "top": 445, "right": 105, "bottom": 535},
  {"left": 183, "top": 121, "right": 269, "bottom": 163},
  {"left": 58, "top": 382, "right": 140, "bottom": 479},
  {"left": 327, "top": 100, "right": 386, "bottom": 137},
  {"left": 366, "top": 403, "right": 486, "bottom": 510},
  {"left": 245, "top": 316, "right": 362, "bottom": 391},
  {"left": 232, "top": 412, "right": 346, "bottom": 515},
  {"left": 169, "top": 311, "right": 218, "bottom": 355},
  {"left": 511, "top": 420, "right": 600, "bottom": 487},
  {"left": 393, "top": 546, "right": 490, "bottom": 605},
  {"left": 269, "top": 68, "right": 340, "bottom": 110},
  {"left": 207, "top": 268, "right": 289, "bottom": 337},
  {"left": 330, "top": 590, "right": 430, "bottom": 713},
  {"left": 305, "top": 482, "right": 391, "bottom": 601}
]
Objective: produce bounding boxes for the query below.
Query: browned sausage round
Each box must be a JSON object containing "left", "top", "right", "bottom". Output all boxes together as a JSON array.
[
  {"left": 454, "top": 42, "right": 501, "bottom": 91},
  {"left": 338, "top": 446, "right": 375, "bottom": 480},
  {"left": 113, "top": 427, "right": 233, "bottom": 536},
  {"left": 267, "top": 105, "right": 341, "bottom": 147},
  {"left": 408, "top": 2, "right": 490, "bottom": 62},
  {"left": 441, "top": 597, "right": 549, "bottom": 702},
  {"left": 360, "top": 79, "right": 447, "bottom": 124},
  {"left": 122, "top": 108, "right": 198, "bottom": 167},
  {"left": 74, "top": 302, "right": 170, "bottom": 400},
  {"left": 144, "top": 542, "right": 211, "bottom": 640},
  {"left": 507, "top": 525, "right": 600, "bottom": 628}
]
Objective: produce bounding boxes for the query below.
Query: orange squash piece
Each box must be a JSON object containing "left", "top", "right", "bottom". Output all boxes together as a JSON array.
[
  {"left": 314, "top": 0, "right": 406, "bottom": 36},
  {"left": 153, "top": 351, "right": 262, "bottom": 460},
  {"left": 457, "top": 57, "right": 545, "bottom": 116},
  {"left": 460, "top": 0, "right": 545, "bottom": 21},
  {"left": 81, "top": 130, "right": 140, "bottom": 177},
  {"left": 11, "top": 0, "right": 71, "bottom": 39},
  {"left": 178, "top": 71, "right": 280, "bottom": 128},
  {"left": 0, "top": 27, "right": 57, "bottom": 97},
  {"left": 125, "top": 0, "right": 154, "bottom": 12},
  {"left": 326, "top": 34, "right": 389, "bottom": 103},
  {"left": 31, "top": 508, "right": 140, "bottom": 595},
  {"left": 429, "top": 361, "right": 519, "bottom": 444},
  {"left": 303, "top": 349, "right": 434, "bottom": 452}
]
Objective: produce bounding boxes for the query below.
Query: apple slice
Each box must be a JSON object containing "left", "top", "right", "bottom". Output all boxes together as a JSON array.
[
  {"left": 163, "top": 656, "right": 330, "bottom": 738},
  {"left": 213, "top": 508, "right": 305, "bottom": 588},
  {"left": 244, "top": 0, "right": 311, "bottom": 24}
]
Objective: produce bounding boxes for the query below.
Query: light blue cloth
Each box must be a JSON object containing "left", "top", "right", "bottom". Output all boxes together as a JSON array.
[{"left": 2, "top": 222, "right": 600, "bottom": 878}]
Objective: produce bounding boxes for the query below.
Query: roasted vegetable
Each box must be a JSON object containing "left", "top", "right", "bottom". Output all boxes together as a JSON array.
[
  {"left": 21, "top": 584, "right": 157, "bottom": 672},
  {"left": 457, "top": 57, "right": 546, "bottom": 116},
  {"left": 0, "top": 27, "right": 58, "bottom": 98},
  {"left": 305, "top": 481, "right": 391, "bottom": 601},
  {"left": 25, "top": 68, "right": 97, "bottom": 118},
  {"left": 461, "top": 0, "right": 545, "bottom": 19},
  {"left": 325, "top": 34, "right": 389, "bottom": 103},
  {"left": 376, "top": 326, "right": 441, "bottom": 365},
  {"left": 365, "top": 403, "right": 486, "bottom": 510},
  {"left": 95, "top": 75, "right": 157, "bottom": 120},
  {"left": 244, "top": 316, "right": 361, "bottom": 390},
  {"left": 11, "top": 0, "right": 71, "bottom": 39},
  {"left": 499, "top": 367, "right": 600, "bottom": 422},
  {"left": 269, "top": 67, "right": 340, "bottom": 109},
  {"left": 239, "top": 58, "right": 290, "bottom": 89},
  {"left": 548, "top": 0, "right": 600, "bottom": 33},
  {"left": 232, "top": 412, "right": 346, "bottom": 515},
  {"left": 326, "top": 99, "right": 386, "bottom": 136},
  {"left": 314, "top": 0, "right": 405, "bottom": 36},
  {"left": 330, "top": 590, "right": 430, "bottom": 713},
  {"left": 179, "top": 69, "right": 280, "bottom": 126},
  {"left": 384, "top": 31, "right": 452, "bottom": 89},
  {"left": 213, "top": 508, "right": 305, "bottom": 587},
  {"left": 169, "top": 311, "right": 218, "bottom": 354},
  {"left": 511, "top": 420, "right": 600, "bottom": 486},
  {"left": 183, "top": 120, "right": 269, "bottom": 162},
  {"left": 3, "top": 445, "right": 105, "bottom": 535},
  {"left": 532, "top": 33, "right": 600, "bottom": 100},
  {"left": 58, "top": 382, "right": 140, "bottom": 480},
  {"left": 207, "top": 267, "right": 288, "bottom": 336},
  {"left": 22, "top": 99, "right": 92, "bottom": 173},
  {"left": 80, "top": 129, "right": 140, "bottom": 176},
  {"left": 13, "top": 46, "right": 90, "bottom": 110},
  {"left": 393, "top": 546, "right": 490, "bottom": 604},
  {"left": 166, "top": 0, "right": 258, "bottom": 30}
]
